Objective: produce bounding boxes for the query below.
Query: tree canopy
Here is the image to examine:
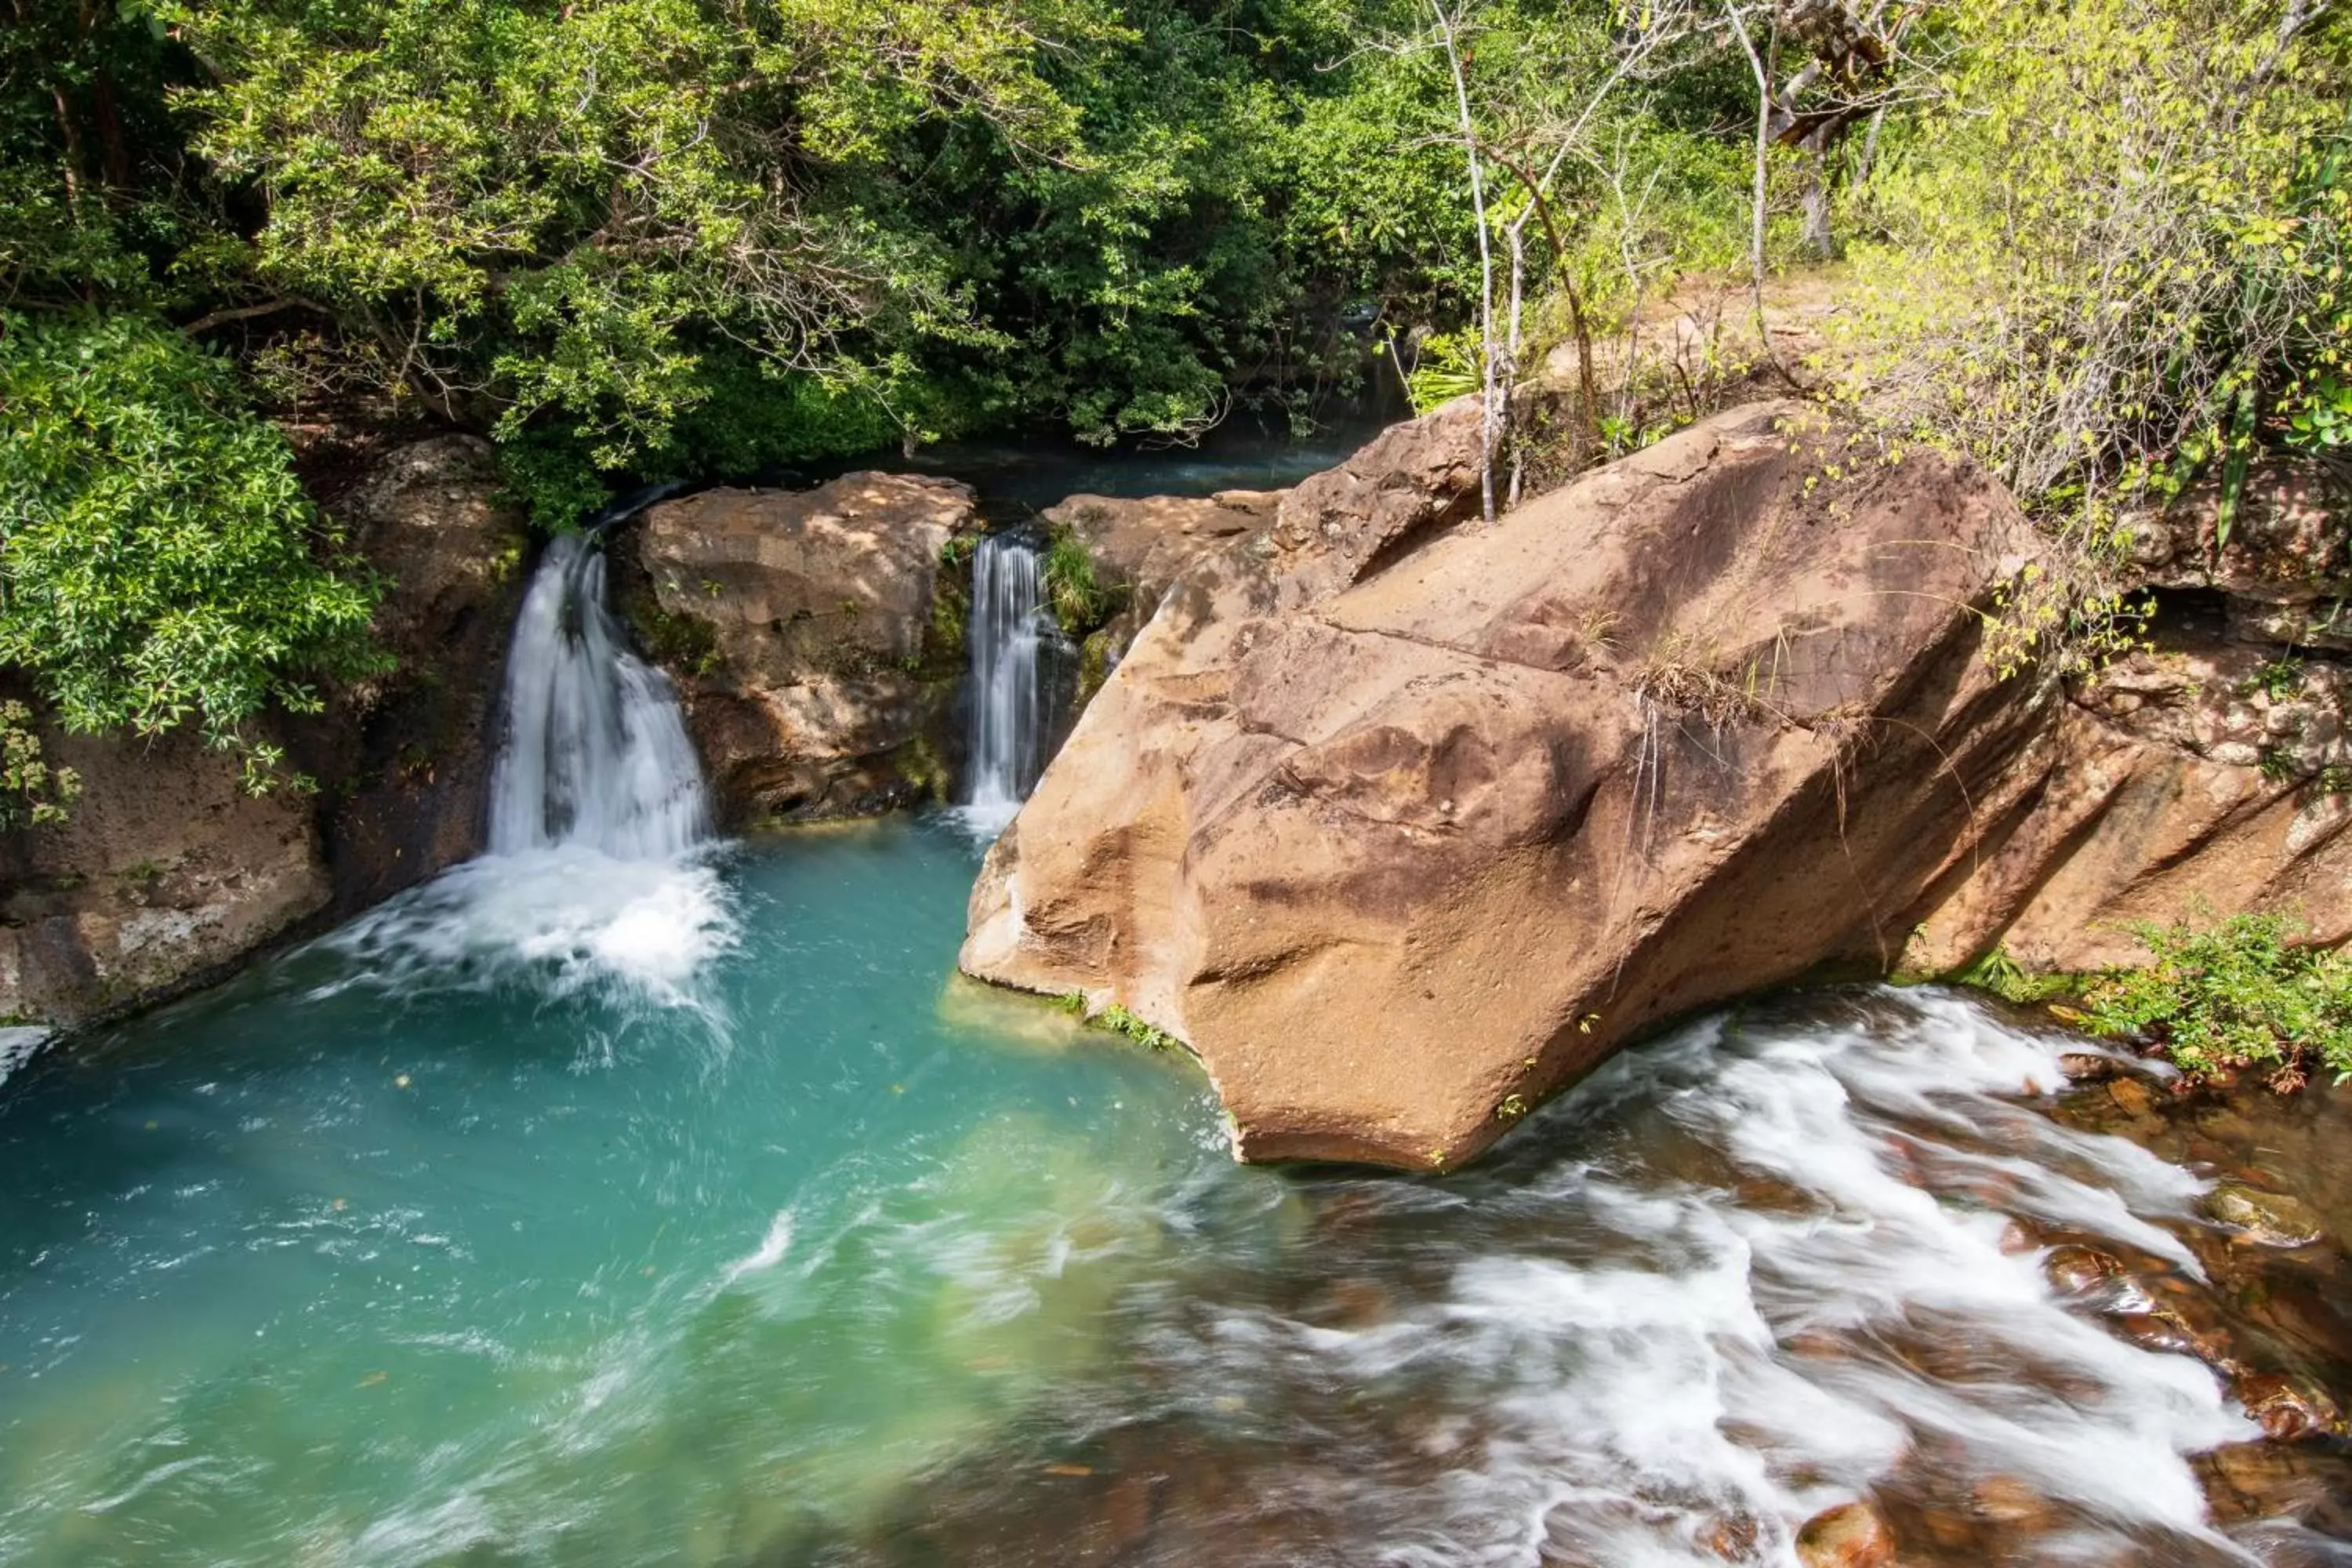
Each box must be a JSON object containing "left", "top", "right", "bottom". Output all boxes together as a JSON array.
[{"left": 1, "top": 0, "right": 2346, "bottom": 818}]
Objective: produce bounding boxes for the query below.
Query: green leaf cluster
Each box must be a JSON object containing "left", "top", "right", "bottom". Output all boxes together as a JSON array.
[
  {"left": 1040, "top": 524, "right": 1121, "bottom": 635},
  {"left": 2082, "top": 911, "right": 2352, "bottom": 1089},
  {"left": 0, "top": 312, "right": 386, "bottom": 787},
  {"left": 0, "top": 699, "right": 78, "bottom": 827},
  {"left": 1839, "top": 0, "right": 2351, "bottom": 527}
]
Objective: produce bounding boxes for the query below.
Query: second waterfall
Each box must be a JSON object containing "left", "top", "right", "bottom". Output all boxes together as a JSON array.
[{"left": 960, "top": 531, "right": 1055, "bottom": 833}]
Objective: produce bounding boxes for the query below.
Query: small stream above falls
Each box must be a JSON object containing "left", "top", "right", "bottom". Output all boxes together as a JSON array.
[{"left": 2, "top": 441, "right": 2350, "bottom": 1566}]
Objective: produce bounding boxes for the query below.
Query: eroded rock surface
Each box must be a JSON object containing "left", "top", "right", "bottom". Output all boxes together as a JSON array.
[
  {"left": 306, "top": 434, "right": 534, "bottom": 913},
  {"left": 1905, "top": 624, "right": 2352, "bottom": 975},
  {"left": 0, "top": 724, "right": 329, "bottom": 1025},
  {"left": 963, "top": 401, "right": 2052, "bottom": 1168},
  {"left": 633, "top": 474, "right": 980, "bottom": 824},
  {"left": 2129, "top": 457, "right": 2352, "bottom": 649},
  {"left": 1042, "top": 488, "right": 1281, "bottom": 679}
]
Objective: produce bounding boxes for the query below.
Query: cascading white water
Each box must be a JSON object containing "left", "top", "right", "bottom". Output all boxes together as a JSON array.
[
  {"left": 321, "top": 531, "right": 734, "bottom": 1004},
  {"left": 960, "top": 532, "right": 1051, "bottom": 833},
  {"left": 488, "top": 532, "right": 710, "bottom": 858}
]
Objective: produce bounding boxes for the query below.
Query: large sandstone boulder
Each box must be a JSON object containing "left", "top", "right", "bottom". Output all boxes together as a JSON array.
[
  {"left": 633, "top": 474, "right": 979, "bottom": 824},
  {"left": 963, "top": 401, "right": 2053, "bottom": 1169}
]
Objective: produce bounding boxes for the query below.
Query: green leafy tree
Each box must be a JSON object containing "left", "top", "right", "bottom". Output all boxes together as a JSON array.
[
  {"left": 0, "top": 311, "right": 385, "bottom": 793},
  {"left": 1838, "top": 0, "right": 2350, "bottom": 530},
  {"left": 0, "top": 0, "right": 208, "bottom": 309},
  {"left": 161, "top": 0, "right": 1117, "bottom": 473}
]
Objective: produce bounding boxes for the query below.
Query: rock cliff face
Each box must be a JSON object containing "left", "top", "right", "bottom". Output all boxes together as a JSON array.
[
  {"left": 0, "top": 724, "right": 329, "bottom": 1028},
  {"left": 305, "top": 436, "right": 535, "bottom": 913},
  {"left": 1040, "top": 488, "right": 1283, "bottom": 681},
  {"left": 1906, "top": 627, "right": 2352, "bottom": 975},
  {"left": 2126, "top": 457, "right": 2350, "bottom": 649},
  {"left": 631, "top": 474, "right": 981, "bottom": 825},
  {"left": 0, "top": 436, "right": 529, "bottom": 1029},
  {"left": 964, "top": 401, "right": 2057, "bottom": 1168},
  {"left": 1904, "top": 460, "right": 2352, "bottom": 974}
]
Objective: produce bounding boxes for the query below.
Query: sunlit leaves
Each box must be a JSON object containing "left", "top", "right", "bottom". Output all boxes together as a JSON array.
[
  {"left": 0, "top": 314, "right": 385, "bottom": 788},
  {"left": 158, "top": 0, "right": 1113, "bottom": 475},
  {"left": 1838, "top": 0, "right": 2350, "bottom": 522}
]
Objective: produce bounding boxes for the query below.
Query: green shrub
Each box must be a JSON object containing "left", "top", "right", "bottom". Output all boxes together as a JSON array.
[
  {"left": 2082, "top": 911, "right": 2352, "bottom": 1089},
  {"left": 1948, "top": 946, "right": 2075, "bottom": 1006},
  {"left": 1042, "top": 526, "right": 1120, "bottom": 636},
  {"left": 1839, "top": 0, "right": 2348, "bottom": 528},
  {"left": 0, "top": 699, "right": 77, "bottom": 826},
  {"left": 1094, "top": 1004, "right": 1180, "bottom": 1054},
  {"left": 0, "top": 313, "right": 386, "bottom": 794},
  {"left": 495, "top": 358, "right": 905, "bottom": 531}
]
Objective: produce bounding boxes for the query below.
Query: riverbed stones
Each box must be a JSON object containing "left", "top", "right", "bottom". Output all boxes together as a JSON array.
[
  {"left": 633, "top": 474, "right": 980, "bottom": 824},
  {"left": 964, "top": 400, "right": 2053, "bottom": 1168},
  {"left": 2204, "top": 1182, "right": 2328, "bottom": 1248},
  {"left": 1794, "top": 1500, "right": 1897, "bottom": 1568}
]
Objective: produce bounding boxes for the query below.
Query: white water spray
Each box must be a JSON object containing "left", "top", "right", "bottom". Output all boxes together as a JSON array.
[
  {"left": 1144, "top": 991, "right": 2274, "bottom": 1566},
  {"left": 323, "top": 532, "right": 732, "bottom": 1004},
  {"left": 960, "top": 532, "right": 1051, "bottom": 834}
]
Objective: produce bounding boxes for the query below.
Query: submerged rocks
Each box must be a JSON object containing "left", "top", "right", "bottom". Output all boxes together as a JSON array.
[
  {"left": 633, "top": 474, "right": 980, "bottom": 825},
  {"left": 964, "top": 401, "right": 2052, "bottom": 1168},
  {"left": 1794, "top": 1501, "right": 1897, "bottom": 1568},
  {"left": 2204, "top": 1183, "right": 2328, "bottom": 1249}
]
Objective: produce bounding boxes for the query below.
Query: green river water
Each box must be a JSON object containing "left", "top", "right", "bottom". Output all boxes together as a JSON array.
[
  {"left": 5, "top": 819, "right": 2352, "bottom": 1566},
  {"left": 0, "top": 824, "right": 1265, "bottom": 1565}
]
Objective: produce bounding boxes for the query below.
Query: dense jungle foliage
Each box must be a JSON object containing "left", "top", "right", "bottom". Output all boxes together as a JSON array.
[{"left": 0, "top": 0, "right": 2345, "bottom": 805}]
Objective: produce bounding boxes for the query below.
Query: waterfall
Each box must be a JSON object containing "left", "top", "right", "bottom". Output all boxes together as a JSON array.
[
  {"left": 488, "top": 532, "right": 710, "bottom": 859},
  {"left": 318, "top": 530, "right": 732, "bottom": 1004},
  {"left": 960, "top": 532, "right": 1051, "bottom": 833}
]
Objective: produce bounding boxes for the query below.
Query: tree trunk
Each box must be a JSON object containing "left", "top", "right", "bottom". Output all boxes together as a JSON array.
[
  {"left": 1800, "top": 135, "right": 1835, "bottom": 260},
  {"left": 1435, "top": 0, "right": 1499, "bottom": 524}
]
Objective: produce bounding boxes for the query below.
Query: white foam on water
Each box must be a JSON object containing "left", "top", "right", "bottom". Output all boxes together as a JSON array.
[
  {"left": 319, "top": 847, "right": 735, "bottom": 1007},
  {"left": 311, "top": 531, "right": 733, "bottom": 1006},
  {"left": 1164, "top": 989, "right": 2263, "bottom": 1567},
  {"left": 0, "top": 1025, "right": 50, "bottom": 1092},
  {"left": 721, "top": 1210, "right": 797, "bottom": 1287}
]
